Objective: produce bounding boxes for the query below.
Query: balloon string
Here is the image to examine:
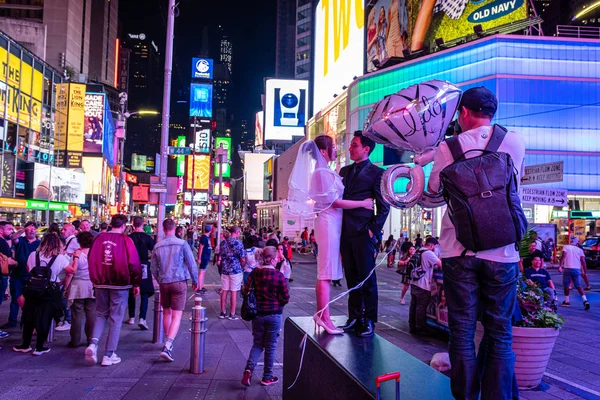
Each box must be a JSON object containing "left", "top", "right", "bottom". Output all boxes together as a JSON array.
[{"left": 286, "top": 247, "right": 396, "bottom": 390}]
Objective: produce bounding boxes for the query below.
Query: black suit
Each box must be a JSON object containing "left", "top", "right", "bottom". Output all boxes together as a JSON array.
[{"left": 339, "top": 159, "right": 390, "bottom": 322}]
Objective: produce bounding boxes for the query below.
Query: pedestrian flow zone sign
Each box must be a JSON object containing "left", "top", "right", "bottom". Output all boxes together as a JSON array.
[
  {"left": 521, "top": 161, "right": 563, "bottom": 185},
  {"left": 519, "top": 187, "right": 568, "bottom": 207}
]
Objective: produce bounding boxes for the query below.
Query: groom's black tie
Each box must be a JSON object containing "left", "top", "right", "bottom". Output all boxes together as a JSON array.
[{"left": 347, "top": 162, "right": 363, "bottom": 185}]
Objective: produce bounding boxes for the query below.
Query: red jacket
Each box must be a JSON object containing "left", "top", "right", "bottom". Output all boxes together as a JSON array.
[{"left": 89, "top": 232, "right": 142, "bottom": 289}]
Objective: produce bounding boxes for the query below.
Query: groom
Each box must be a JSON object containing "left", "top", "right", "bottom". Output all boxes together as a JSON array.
[{"left": 338, "top": 131, "right": 390, "bottom": 337}]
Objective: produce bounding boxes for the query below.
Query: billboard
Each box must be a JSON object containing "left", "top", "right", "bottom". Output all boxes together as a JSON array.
[
  {"left": 190, "top": 83, "right": 213, "bottom": 118},
  {"left": 132, "top": 153, "right": 147, "bottom": 171},
  {"left": 33, "top": 164, "right": 86, "bottom": 204},
  {"left": 368, "top": 0, "right": 528, "bottom": 67},
  {"left": 186, "top": 155, "right": 210, "bottom": 191},
  {"left": 214, "top": 136, "right": 231, "bottom": 178},
  {"left": 66, "top": 83, "right": 86, "bottom": 152},
  {"left": 264, "top": 79, "right": 308, "bottom": 141},
  {"left": 83, "top": 93, "right": 105, "bottom": 153},
  {"left": 255, "top": 111, "right": 264, "bottom": 148},
  {"left": 243, "top": 153, "right": 273, "bottom": 201},
  {"left": 192, "top": 58, "right": 214, "bottom": 80},
  {"left": 314, "top": 0, "right": 365, "bottom": 112},
  {"left": 194, "top": 128, "right": 211, "bottom": 153}
]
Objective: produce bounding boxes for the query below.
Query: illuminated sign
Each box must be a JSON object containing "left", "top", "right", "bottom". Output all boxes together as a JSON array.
[
  {"left": 314, "top": 0, "right": 365, "bottom": 112},
  {"left": 176, "top": 136, "right": 186, "bottom": 177},
  {"left": 26, "top": 200, "right": 69, "bottom": 211},
  {"left": 255, "top": 111, "right": 264, "bottom": 148},
  {"left": 125, "top": 173, "right": 138, "bottom": 184},
  {"left": 194, "top": 128, "right": 211, "bottom": 153},
  {"left": 66, "top": 83, "right": 86, "bottom": 152},
  {"left": 186, "top": 155, "right": 210, "bottom": 191},
  {"left": 32, "top": 164, "right": 86, "bottom": 204},
  {"left": 192, "top": 58, "right": 214, "bottom": 80},
  {"left": 189, "top": 83, "right": 213, "bottom": 118},
  {"left": 131, "top": 153, "right": 147, "bottom": 171},
  {"left": 83, "top": 93, "right": 105, "bottom": 153},
  {"left": 264, "top": 79, "right": 309, "bottom": 141},
  {"left": 214, "top": 137, "right": 231, "bottom": 178}
]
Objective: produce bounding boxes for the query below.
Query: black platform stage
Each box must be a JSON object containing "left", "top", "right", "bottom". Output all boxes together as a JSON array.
[{"left": 283, "top": 316, "right": 453, "bottom": 400}]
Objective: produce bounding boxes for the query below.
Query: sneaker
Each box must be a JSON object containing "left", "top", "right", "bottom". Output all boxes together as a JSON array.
[
  {"left": 219, "top": 312, "right": 230, "bottom": 319},
  {"left": 138, "top": 319, "right": 149, "bottom": 330},
  {"left": 85, "top": 343, "right": 98, "bottom": 364},
  {"left": 160, "top": 346, "right": 174, "bottom": 362},
  {"left": 0, "top": 331, "right": 9, "bottom": 339},
  {"left": 585, "top": 286, "right": 592, "bottom": 291},
  {"left": 32, "top": 347, "right": 51, "bottom": 356},
  {"left": 13, "top": 344, "right": 32, "bottom": 353},
  {"left": 55, "top": 321, "right": 71, "bottom": 331},
  {"left": 101, "top": 353, "right": 122, "bottom": 366},
  {"left": 229, "top": 314, "right": 240, "bottom": 320},
  {"left": 561, "top": 301, "right": 571, "bottom": 307},
  {"left": 126, "top": 318, "right": 135, "bottom": 325},
  {"left": 584, "top": 301, "right": 591, "bottom": 310},
  {"left": 0, "top": 322, "right": 16, "bottom": 329},
  {"left": 200, "top": 287, "right": 207, "bottom": 293},
  {"left": 400, "top": 298, "right": 406, "bottom": 305},
  {"left": 260, "top": 376, "right": 279, "bottom": 386},
  {"left": 241, "top": 369, "right": 252, "bottom": 386}
]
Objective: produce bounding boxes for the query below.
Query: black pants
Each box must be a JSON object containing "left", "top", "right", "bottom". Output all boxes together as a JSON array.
[
  {"left": 340, "top": 234, "right": 378, "bottom": 322},
  {"left": 409, "top": 285, "right": 431, "bottom": 333},
  {"left": 22, "top": 296, "right": 54, "bottom": 351},
  {"left": 128, "top": 291, "right": 150, "bottom": 320}
]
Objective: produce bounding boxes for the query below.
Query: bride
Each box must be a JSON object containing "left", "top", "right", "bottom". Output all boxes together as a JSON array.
[{"left": 288, "top": 135, "right": 373, "bottom": 334}]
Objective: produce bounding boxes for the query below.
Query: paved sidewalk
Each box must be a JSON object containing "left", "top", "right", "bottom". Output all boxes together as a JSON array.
[{"left": 0, "top": 252, "right": 599, "bottom": 399}]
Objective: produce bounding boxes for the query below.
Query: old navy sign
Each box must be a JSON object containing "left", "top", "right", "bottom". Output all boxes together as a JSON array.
[
  {"left": 192, "top": 58, "right": 213, "bottom": 80},
  {"left": 468, "top": 0, "right": 524, "bottom": 23}
]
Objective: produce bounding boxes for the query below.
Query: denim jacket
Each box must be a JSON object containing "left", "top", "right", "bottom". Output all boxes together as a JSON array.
[{"left": 151, "top": 234, "right": 198, "bottom": 285}]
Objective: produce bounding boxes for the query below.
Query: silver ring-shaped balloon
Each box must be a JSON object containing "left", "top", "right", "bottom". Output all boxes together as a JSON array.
[
  {"left": 418, "top": 188, "right": 445, "bottom": 209},
  {"left": 381, "top": 164, "right": 425, "bottom": 209}
]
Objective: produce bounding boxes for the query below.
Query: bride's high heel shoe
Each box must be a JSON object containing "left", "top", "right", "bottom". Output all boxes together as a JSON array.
[{"left": 313, "top": 315, "right": 344, "bottom": 335}]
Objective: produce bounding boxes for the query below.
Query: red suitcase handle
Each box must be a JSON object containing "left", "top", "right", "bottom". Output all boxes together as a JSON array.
[{"left": 376, "top": 372, "right": 400, "bottom": 387}]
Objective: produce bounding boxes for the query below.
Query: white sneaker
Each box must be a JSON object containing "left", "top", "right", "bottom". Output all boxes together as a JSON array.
[
  {"left": 101, "top": 353, "right": 122, "bottom": 366},
  {"left": 55, "top": 322, "right": 71, "bottom": 332},
  {"left": 85, "top": 343, "right": 98, "bottom": 365},
  {"left": 138, "top": 319, "right": 149, "bottom": 330},
  {"left": 126, "top": 318, "right": 135, "bottom": 325}
]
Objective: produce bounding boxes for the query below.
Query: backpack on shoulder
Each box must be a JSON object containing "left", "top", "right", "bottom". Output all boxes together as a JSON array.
[
  {"left": 408, "top": 249, "right": 427, "bottom": 281},
  {"left": 24, "top": 253, "right": 58, "bottom": 299},
  {"left": 440, "top": 124, "right": 528, "bottom": 253}
]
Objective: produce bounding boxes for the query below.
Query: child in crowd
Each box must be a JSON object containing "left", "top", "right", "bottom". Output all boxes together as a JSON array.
[{"left": 241, "top": 246, "right": 290, "bottom": 387}]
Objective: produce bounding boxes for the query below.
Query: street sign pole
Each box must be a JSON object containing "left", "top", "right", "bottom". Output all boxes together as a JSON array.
[
  {"left": 157, "top": 0, "right": 175, "bottom": 240},
  {"left": 191, "top": 123, "right": 196, "bottom": 225},
  {"left": 215, "top": 144, "right": 227, "bottom": 254}
]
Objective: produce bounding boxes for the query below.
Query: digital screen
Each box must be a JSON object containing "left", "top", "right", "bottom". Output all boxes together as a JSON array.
[
  {"left": 194, "top": 128, "right": 211, "bottom": 153},
  {"left": 83, "top": 93, "right": 105, "bottom": 153},
  {"left": 366, "top": 0, "right": 527, "bottom": 70},
  {"left": 131, "top": 153, "right": 147, "bottom": 171},
  {"left": 33, "top": 164, "right": 86, "bottom": 204},
  {"left": 255, "top": 111, "right": 264, "bottom": 148},
  {"left": 186, "top": 155, "right": 211, "bottom": 191},
  {"left": 192, "top": 58, "right": 214, "bottom": 80},
  {"left": 189, "top": 83, "right": 213, "bottom": 118},
  {"left": 214, "top": 136, "right": 231, "bottom": 178},
  {"left": 264, "top": 79, "right": 309, "bottom": 141},
  {"left": 313, "top": 0, "right": 365, "bottom": 113}
]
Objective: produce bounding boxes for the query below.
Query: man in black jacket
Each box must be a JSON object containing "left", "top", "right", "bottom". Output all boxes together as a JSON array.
[{"left": 338, "top": 131, "right": 390, "bottom": 337}]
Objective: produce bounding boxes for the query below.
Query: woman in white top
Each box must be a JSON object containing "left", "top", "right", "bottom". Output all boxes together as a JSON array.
[
  {"left": 288, "top": 136, "right": 373, "bottom": 334},
  {"left": 244, "top": 235, "right": 261, "bottom": 285},
  {"left": 65, "top": 231, "right": 96, "bottom": 348},
  {"left": 13, "top": 233, "right": 70, "bottom": 355}
]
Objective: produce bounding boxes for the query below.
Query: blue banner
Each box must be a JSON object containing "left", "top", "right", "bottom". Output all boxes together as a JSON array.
[{"left": 102, "top": 96, "right": 116, "bottom": 168}]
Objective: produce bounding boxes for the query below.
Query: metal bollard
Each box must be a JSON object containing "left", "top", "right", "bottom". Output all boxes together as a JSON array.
[
  {"left": 152, "top": 291, "right": 164, "bottom": 344},
  {"left": 190, "top": 296, "right": 208, "bottom": 374},
  {"left": 47, "top": 319, "right": 55, "bottom": 343}
]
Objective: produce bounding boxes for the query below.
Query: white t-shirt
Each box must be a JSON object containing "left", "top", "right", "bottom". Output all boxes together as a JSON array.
[
  {"left": 64, "top": 235, "right": 81, "bottom": 256},
  {"left": 428, "top": 126, "right": 526, "bottom": 263},
  {"left": 413, "top": 249, "right": 440, "bottom": 291},
  {"left": 562, "top": 245, "right": 584, "bottom": 269},
  {"left": 27, "top": 252, "right": 71, "bottom": 282}
]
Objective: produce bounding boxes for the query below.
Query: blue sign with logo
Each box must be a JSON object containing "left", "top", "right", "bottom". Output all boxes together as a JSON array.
[
  {"left": 190, "top": 83, "right": 213, "bottom": 118},
  {"left": 192, "top": 58, "right": 213, "bottom": 80}
]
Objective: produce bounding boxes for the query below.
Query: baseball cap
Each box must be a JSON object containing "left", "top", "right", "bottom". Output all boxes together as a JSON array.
[
  {"left": 24, "top": 221, "right": 37, "bottom": 228},
  {"left": 459, "top": 87, "right": 498, "bottom": 115}
]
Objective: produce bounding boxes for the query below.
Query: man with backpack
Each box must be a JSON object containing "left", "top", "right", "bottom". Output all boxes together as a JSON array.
[
  {"left": 86, "top": 214, "right": 142, "bottom": 366},
  {"left": 408, "top": 237, "right": 441, "bottom": 335},
  {"left": 428, "top": 87, "right": 526, "bottom": 400}
]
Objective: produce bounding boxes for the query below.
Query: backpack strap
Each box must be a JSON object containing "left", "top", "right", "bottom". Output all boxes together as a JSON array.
[
  {"left": 46, "top": 255, "right": 58, "bottom": 269},
  {"left": 445, "top": 136, "right": 464, "bottom": 161},
  {"left": 485, "top": 124, "right": 508, "bottom": 152}
]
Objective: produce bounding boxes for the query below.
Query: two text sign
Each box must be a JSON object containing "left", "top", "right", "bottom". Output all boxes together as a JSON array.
[
  {"left": 521, "top": 161, "right": 563, "bottom": 185},
  {"left": 519, "top": 187, "right": 568, "bottom": 207}
]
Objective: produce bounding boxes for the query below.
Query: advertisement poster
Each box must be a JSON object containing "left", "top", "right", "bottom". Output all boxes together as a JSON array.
[
  {"left": 131, "top": 153, "right": 147, "bottom": 172},
  {"left": 366, "top": 0, "right": 410, "bottom": 71},
  {"left": 194, "top": 128, "right": 211, "bottom": 153},
  {"left": 55, "top": 83, "right": 69, "bottom": 150},
  {"left": 191, "top": 58, "right": 214, "bottom": 80},
  {"left": 214, "top": 136, "right": 231, "bottom": 178},
  {"left": 189, "top": 83, "right": 213, "bottom": 118},
  {"left": 255, "top": 111, "right": 264, "bottom": 148},
  {"left": 83, "top": 93, "right": 105, "bottom": 153},
  {"left": 264, "top": 79, "right": 309, "bottom": 141},
  {"left": 66, "top": 83, "right": 86, "bottom": 152},
  {"left": 186, "top": 155, "right": 210, "bottom": 191},
  {"left": 32, "top": 164, "right": 86, "bottom": 204},
  {"left": 426, "top": 267, "right": 449, "bottom": 332}
]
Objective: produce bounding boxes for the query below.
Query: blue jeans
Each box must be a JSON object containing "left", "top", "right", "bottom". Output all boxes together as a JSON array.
[
  {"left": 9, "top": 277, "right": 28, "bottom": 323},
  {"left": 0, "top": 275, "right": 7, "bottom": 306},
  {"left": 443, "top": 256, "right": 519, "bottom": 400},
  {"left": 245, "top": 314, "right": 282, "bottom": 379},
  {"left": 562, "top": 268, "right": 582, "bottom": 289}
]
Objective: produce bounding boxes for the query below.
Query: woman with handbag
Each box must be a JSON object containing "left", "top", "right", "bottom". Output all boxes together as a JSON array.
[
  {"left": 13, "top": 233, "right": 70, "bottom": 355},
  {"left": 241, "top": 246, "right": 290, "bottom": 387},
  {"left": 396, "top": 243, "right": 415, "bottom": 305}
]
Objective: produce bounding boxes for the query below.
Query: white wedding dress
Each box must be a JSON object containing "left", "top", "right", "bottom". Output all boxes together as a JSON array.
[{"left": 313, "top": 168, "right": 344, "bottom": 281}]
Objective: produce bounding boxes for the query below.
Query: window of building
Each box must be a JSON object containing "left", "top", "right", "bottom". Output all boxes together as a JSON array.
[{"left": 298, "top": 22, "right": 311, "bottom": 34}]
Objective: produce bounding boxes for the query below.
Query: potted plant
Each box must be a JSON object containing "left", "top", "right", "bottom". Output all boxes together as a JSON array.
[{"left": 476, "top": 275, "right": 564, "bottom": 389}]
